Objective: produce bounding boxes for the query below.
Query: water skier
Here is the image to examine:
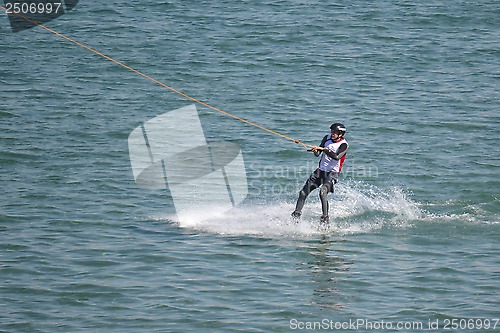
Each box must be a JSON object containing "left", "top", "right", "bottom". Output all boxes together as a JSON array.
[{"left": 291, "top": 123, "right": 348, "bottom": 227}]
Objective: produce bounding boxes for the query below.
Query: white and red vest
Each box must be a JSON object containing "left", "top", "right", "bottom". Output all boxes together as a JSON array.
[{"left": 319, "top": 136, "right": 348, "bottom": 173}]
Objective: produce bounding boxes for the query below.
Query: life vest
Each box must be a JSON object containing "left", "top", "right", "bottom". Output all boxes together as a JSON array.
[{"left": 318, "top": 135, "right": 348, "bottom": 173}]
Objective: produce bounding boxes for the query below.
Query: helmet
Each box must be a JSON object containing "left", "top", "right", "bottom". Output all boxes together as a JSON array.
[{"left": 330, "top": 123, "right": 346, "bottom": 135}]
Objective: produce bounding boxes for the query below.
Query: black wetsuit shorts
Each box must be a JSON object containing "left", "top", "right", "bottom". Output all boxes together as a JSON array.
[{"left": 304, "top": 169, "right": 338, "bottom": 193}]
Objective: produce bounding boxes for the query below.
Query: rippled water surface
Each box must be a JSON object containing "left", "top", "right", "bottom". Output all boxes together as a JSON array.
[{"left": 1, "top": 0, "right": 499, "bottom": 332}]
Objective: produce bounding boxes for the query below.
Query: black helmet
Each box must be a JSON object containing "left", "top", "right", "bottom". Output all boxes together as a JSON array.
[{"left": 330, "top": 123, "right": 346, "bottom": 135}]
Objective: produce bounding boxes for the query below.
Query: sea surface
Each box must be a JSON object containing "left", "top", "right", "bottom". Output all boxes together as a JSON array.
[{"left": 1, "top": 1, "right": 499, "bottom": 332}]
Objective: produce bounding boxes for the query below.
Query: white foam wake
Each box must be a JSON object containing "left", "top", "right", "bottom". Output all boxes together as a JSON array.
[
  {"left": 334, "top": 181, "right": 423, "bottom": 220},
  {"left": 156, "top": 181, "right": 423, "bottom": 237}
]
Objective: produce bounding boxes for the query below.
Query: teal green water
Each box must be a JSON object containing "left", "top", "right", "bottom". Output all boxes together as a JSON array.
[{"left": 1, "top": 1, "right": 499, "bottom": 332}]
